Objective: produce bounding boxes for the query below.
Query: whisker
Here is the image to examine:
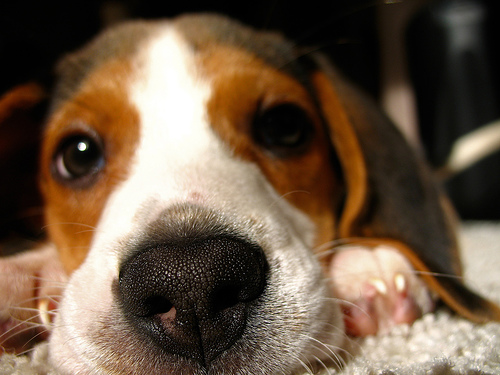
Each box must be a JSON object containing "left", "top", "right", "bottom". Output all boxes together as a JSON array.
[
  {"left": 41, "top": 222, "right": 97, "bottom": 231},
  {"left": 9, "top": 323, "right": 53, "bottom": 357},
  {"left": 74, "top": 229, "right": 99, "bottom": 235},
  {"left": 0, "top": 315, "right": 42, "bottom": 342},
  {"left": 326, "top": 264, "right": 464, "bottom": 283},
  {"left": 411, "top": 270, "right": 464, "bottom": 280},
  {"left": 311, "top": 355, "right": 333, "bottom": 375},
  {"left": 39, "top": 222, "right": 103, "bottom": 241},
  {"left": 5, "top": 290, "right": 63, "bottom": 311},
  {"left": 269, "top": 190, "right": 311, "bottom": 209},
  {"left": 313, "top": 238, "right": 372, "bottom": 258},
  {"left": 308, "top": 329, "right": 348, "bottom": 369},
  {"left": 15, "top": 344, "right": 47, "bottom": 358},
  {"left": 6, "top": 305, "right": 45, "bottom": 315},
  {"left": 314, "top": 348, "right": 342, "bottom": 372},
  {"left": 295, "top": 356, "right": 315, "bottom": 375},
  {"left": 22, "top": 325, "right": 52, "bottom": 350},
  {"left": 20, "top": 277, "right": 67, "bottom": 289}
]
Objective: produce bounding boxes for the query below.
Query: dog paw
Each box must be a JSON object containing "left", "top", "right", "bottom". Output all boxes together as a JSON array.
[
  {"left": 0, "top": 245, "right": 65, "bottom": 353},
  {"left": 329, "top": 245, "right": 435, "bottom": 336}
]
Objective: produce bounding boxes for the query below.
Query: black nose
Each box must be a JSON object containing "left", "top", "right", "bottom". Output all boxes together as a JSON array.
[{"left": 118, "top": 236, "right": 268, "bottom": 367}]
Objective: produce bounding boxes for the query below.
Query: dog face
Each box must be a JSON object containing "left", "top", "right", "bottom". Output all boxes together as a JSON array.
[
  {"left": 2, "top": 13, "right": 500, "bottom": 375},
  {"left": 43, "top": 17, "right": 344, "bottom": 374},
  {"left": 41, "top": 19, "right": 338, "bottom": 274}
]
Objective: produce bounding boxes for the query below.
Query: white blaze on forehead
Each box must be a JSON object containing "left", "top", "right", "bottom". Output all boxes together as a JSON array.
[
  {"left": 133, "top": 26, "right": 214, "bottom": 171},
  {"left": 92, "top": 26, "right": 219, "bottom": 241}
]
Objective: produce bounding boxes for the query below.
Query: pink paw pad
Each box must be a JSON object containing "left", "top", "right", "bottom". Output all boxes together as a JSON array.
[{"left": 329, "top": 245, "right": 435, "bottom": 336}]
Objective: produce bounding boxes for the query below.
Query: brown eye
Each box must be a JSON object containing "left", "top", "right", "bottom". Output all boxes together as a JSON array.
[
  {"left": 252, "top": 104, "right": 314, "bottom": 157},
  {"left": 53, "top": 133, "right": 105, "bottom": 186}
]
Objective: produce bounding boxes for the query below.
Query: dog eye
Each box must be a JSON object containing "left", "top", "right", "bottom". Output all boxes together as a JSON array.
[
  {"left": 53, "top": 134, "right": 105, "bottom": 184},
  {"left": 253, "top": 104, "right": 313, "bottom": 156}
]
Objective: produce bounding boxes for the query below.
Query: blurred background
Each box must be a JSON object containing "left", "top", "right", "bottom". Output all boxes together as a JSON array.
[{"left": 1, "top": 0, "right": 499, "bottom": 220}]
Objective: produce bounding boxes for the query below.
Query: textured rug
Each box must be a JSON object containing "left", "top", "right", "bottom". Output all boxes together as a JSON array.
[{"left": 1, "top": 222, "right": 499, "bottom": 374}]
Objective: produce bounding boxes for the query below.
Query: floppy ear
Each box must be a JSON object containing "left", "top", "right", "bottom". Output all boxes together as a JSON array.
[
  {"left": 310, "top": 55, "right": 500, "bottom": 323},
  {"left": 0, "top": 83, "right": 47, "bottom": 255},
  {"left": 0, "top": 85, "right": 68, "bottom": 353}
]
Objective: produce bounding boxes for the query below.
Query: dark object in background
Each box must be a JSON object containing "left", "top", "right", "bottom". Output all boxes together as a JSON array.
[
  {"left": 408, "top": 0, "right": 500, "bottom": 219},
  {"left": 0, "top": 1, "right": 376, "bottom": 94}
]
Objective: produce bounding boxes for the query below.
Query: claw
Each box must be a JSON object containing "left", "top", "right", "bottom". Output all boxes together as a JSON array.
[
  {"left": 394, "top": 273, "right": 406, "bottom": 294},
  {"left": 368, "top": 277, "right": 388, "bottom": 295},
  {"left": 38, "top": 299, "right": 51, "bottom": 327}
]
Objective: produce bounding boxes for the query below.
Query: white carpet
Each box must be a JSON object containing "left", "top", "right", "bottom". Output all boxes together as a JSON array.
[{"left": 1, "top": 222, "right": 499, "bottom": 374}]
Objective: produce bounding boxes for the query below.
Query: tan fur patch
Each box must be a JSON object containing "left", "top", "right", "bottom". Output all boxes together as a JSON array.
[
  {"left": 40, "top": 60, "right": 140, "bottom": 272},
  {"left": 310, "top": 72, "right": 368, "bottom": 238},
  {"left": 200, "top": 46, "right": 340, "bottom": 250}
]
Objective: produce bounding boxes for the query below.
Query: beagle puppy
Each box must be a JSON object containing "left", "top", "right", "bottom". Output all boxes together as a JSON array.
[{"left": 1, "top": 13, "right": 499, "bottom": 374}]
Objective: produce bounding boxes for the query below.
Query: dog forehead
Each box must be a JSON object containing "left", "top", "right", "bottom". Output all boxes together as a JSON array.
[
  {"left": 172, "top": 13, "right": 298, "bottom": 70},
  {"left": 53, "top": 14, "right": 299, "bottom": 108},
  {"left": 131, "top": 25, "right": 210, "bottom": 153},
  {"left": 51, "top": 22, "right": 156, "bottom": 111}
]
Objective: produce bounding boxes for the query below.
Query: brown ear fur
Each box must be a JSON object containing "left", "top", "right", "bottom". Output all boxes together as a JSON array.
[
  {"left": 311, "top": 57, "right": 500, "bottom": 323},
  {"left": 0, "top": 84, "right": 46, "bottom": 255}
]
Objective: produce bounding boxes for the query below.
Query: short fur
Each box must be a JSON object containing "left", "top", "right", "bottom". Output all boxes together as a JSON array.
[{"left": 1, "top": 13, "right": 499, "bottom": 375}]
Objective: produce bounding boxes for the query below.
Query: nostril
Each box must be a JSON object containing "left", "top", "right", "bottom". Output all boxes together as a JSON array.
[
  {"left": 143, "top": 295, "right": 175, "bottom": 318},
  {"left": 211, "top": 285, "right": 241, "bottom": 314}
]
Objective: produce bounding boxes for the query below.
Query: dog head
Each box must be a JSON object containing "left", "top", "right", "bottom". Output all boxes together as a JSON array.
[{"left": 1, "top": 14, "right": 499, "bottom": 374}]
